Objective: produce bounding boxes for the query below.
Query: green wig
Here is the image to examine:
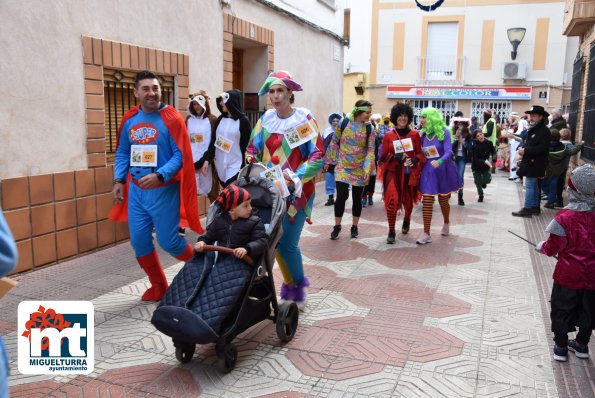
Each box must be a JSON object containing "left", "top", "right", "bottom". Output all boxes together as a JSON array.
[{"left": 420, "top": 107, "right": 454, "bottom": 142}]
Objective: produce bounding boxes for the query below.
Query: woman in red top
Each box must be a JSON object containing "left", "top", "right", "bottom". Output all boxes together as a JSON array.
[{"left": 380, "top": 104, "right": 425, "bottom": 243}]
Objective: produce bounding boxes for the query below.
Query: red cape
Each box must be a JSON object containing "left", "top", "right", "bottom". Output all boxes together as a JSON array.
[{"left": 108, "top": 105, "right": 204, "bottom": 234}]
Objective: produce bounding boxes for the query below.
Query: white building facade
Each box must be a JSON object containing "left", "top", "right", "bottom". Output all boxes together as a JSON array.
[
  {"left": 0, "top": 0, "right": 345, "bottom": 272},
  {"left": 355, "top": 0, "right": 578, "bottom": 126}
]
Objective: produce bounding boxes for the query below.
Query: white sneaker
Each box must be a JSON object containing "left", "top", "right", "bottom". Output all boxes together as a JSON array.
[
  {"left": 441, "top": 223, "right": 450, "bottom": 236},
  {"left": 416, "top": 233, "right": 432, "bottom": 245}
]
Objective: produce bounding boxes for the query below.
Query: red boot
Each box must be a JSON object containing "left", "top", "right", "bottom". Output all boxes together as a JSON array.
[
  {"left": 175, "top": 243, "right": 194, "bottom": 262},
  {"left": 137, "top": 250, "right": 168, "bottom": 301}
]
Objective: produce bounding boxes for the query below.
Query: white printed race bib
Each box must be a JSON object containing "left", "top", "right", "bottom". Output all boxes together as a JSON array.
[
  {"left": 283, "top": 120, "right": 317, "bottom": 149},
  {"left": 260, "top": 165, "right": 290, "bottom": 198},
  {"left": 393, "top": 138, "right": 413, "bottom": 153},
  {"left": 190, "top": 133, "right": 204, "bottom": 144},
  {"left": 214, "top": 135, "right": 233, "bottom": 153},
  {"left": 130, "top": 145, "right": 158, "bottom": 167},
  {"left": 422, "top": 145, "right": 440, "bottom": 159}
]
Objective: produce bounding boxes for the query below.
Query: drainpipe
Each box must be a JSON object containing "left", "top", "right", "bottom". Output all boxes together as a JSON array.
[{"left": 524, "top": 78, "right": 551, "bottom": 105}]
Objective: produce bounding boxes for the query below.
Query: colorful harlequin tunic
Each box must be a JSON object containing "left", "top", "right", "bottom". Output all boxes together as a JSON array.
[
  {"left": 326, "top": 120, "right": 376, "bottom": 187},
  {"left": 246, "top": 108, "right": 324, "bottom": 220},
  {"left": 245, "top": 108, "right": 324, "bottom": 285}
]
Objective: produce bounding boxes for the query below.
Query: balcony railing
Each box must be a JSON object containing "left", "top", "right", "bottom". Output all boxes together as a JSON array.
[
  {"left": 563, "top": 0, "right": 595, "bottom": 36},
  {"left": 417, "top": 56, "right": 465, "bottom": 86}
]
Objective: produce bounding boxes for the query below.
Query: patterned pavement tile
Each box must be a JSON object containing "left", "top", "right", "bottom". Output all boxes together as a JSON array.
[
  {"left": 9, "top": 174, "right": 593, "bottom": 397},
  {"left": 394, "top": 370, "right": 477, "bottom": 398}
]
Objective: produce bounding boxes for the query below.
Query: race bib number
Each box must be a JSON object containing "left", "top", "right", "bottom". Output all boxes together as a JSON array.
[
  {"left": 260, "top": 165, "right": 290, "bottom": 198},
  {"left": 215, "top": 135, "right": 233, "bottom": 153},
  {"left": 283, "top": 121, "right": 317, "bottom": 149},
  {"left": 422, "top": 145, "right": 439, "bottom": 159},
  {"left": 130, "top": 145, "right": 158, "bottom": 167},
  {"left": 393, "top": 138, "right": 413, "bottom": 153},
  {"left": 190, "top": 134, "right": 204, "bottom": 144}
]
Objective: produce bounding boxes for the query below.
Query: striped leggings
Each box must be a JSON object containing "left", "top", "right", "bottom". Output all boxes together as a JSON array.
[{"left": 422, "top": 194, "right": 450, "bottom": 234}]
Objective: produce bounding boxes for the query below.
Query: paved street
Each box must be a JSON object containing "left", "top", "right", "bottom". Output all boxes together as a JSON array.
[{"left": 2, "top": 168, "right": 594, "bottom": 397}]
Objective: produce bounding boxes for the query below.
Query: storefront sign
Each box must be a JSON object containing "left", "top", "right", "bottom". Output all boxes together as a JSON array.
[{"left": 386, "top": 86, "right": 532, "bottom": 100}]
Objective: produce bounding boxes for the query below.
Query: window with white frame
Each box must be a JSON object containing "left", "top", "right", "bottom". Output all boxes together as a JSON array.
[
  {"left": 471, "top": 101, "right": 512, "bottom": 124},
  {"left": 412, "top": 99, "right": 458, "bottom": 128},
  {"left": 426, "top": 23, "right": 458, "bottom": 80}
]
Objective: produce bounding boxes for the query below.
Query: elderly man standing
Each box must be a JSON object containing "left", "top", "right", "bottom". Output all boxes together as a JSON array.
[
  {"left": 512, "top": 105, "right": 551, "bottom": 217},
  {"left": 549, "top": 108, "right": 568, "bottom": 131}
]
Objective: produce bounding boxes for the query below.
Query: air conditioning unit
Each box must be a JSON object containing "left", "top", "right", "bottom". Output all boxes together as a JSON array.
[{"left": 502, "top": 62, "right": 527, "bottom": 79}]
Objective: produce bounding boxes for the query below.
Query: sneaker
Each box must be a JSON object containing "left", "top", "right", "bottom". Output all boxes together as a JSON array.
[
  {"left": 401, "top": 220, "right": 410, "bottom": 234},
  {"left": 368, "top": 196, "right": 374, "bottom": 206},
  {"left": 544, "top": 202, "right": 555, "bottom": 209},
  {"left": 458, "top": 197, "right": 465, "bottom": 206},
  {"left": 554, "top": 202, "right": 564, "bottom": 209},
  {"left": 512, "top": 208, "right": 533, "bottom": 218},
  {"left": 387, "top": 231, "right": 396, "bottom": 244},
  {"left": 553, "top": 345, "right": 568, "bottom": 362},
  {"left": 416, "top": 232, "right": 432, "bottom": 245},
  {"left": 178, "top": 227, "right": 186, "bottom": 237},
  {"left": 350, "top": 225, "right": 359, "bottom": 238},
  {"left": 441, "top": 223, "right": 449, "bottom": 236},
  {"left": 568, "top": 339, "right": 589, "bottom": 359},
  {"left": 478, "top": 195, "right": 484, "bottom": 202},
  {"left": 330, "top": 225, "right": 341, "bottom": 240},
  {"left": 541, "top": 193, "right": 548, "bottom": 201},
  {"left": 324, "top": 197, "right": 335, "bottom": 206},
  {"left": 530, "top": 207, "right": 541, "bottom": 215},
  {"left": 361, "top": 197, "right": 368, "bottom": 208}
]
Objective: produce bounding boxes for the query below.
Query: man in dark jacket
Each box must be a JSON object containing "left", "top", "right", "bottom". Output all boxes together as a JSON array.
[
  {"left": 512, "top": 105, "right": 551, "bottom": 217},
  {"left": 194, "top": 184, "right": 267, "bottom": 260},
  {"left": 471, "top": 131, "right": 494, "bottom": 203}
]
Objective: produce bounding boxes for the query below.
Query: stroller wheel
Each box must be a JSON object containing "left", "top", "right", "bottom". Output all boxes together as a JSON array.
[
  {"left": 216, "top": 344, "right": 237, "bottom": 373},
  {"left": 175, "top": 344, "right": 195, "bottom": 363},
  {"left": 276, "top": 301, "right": 299, "bottom": 342}
]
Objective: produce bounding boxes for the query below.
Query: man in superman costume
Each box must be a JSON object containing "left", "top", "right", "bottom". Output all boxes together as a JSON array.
[{"left": 110, "top": 71, "right": 203, "bottom": 301}]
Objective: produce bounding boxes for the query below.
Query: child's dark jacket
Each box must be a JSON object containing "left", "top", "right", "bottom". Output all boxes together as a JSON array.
[
  {"left": 540, "top": 209, "right": 595, "bottom": 290},
  {"left": 471, "top": 139, "right": 494, "bottom": 172},
  {"left": 197, "top": 211, "right": 267, "bottom": 258}
]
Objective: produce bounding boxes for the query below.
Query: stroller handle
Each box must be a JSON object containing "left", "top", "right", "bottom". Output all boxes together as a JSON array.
[{"left": 202, "top": 245, "right": 254, "bottom": 266}]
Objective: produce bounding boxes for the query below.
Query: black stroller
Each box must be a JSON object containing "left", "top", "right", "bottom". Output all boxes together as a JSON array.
[{"left": 151, "top": 163, "right": 299, "bottom": 373}]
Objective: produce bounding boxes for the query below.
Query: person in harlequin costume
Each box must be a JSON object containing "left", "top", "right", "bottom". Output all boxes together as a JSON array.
[
  {"left": 245, "top": 70, "right": 324, "bottom": 310},
  {"left": 213, "top": 89, "right": 252, "bottom": 187},
  {"left": 380, "top": 103, "right": 425, "bottom": 244},
  {"left": 325, "top": 100, "right": 376, "bottom": 240},
  {"left": 416, "top": 107, "right": 462, "bottom": 245},
  {"left": 110, "top": 70, "right": 203, "bottom": 301}
]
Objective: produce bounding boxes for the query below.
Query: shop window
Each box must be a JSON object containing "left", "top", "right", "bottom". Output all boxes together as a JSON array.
[
  {"left": 471, "top": 101, "right": 512, "bottom": 125},
  {"left": 412, "top": 99, "right": 457, "bottom": 128}
]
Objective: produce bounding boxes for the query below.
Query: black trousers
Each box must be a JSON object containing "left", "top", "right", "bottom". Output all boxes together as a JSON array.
[
  {"left": 335, "top": 181, "right": 364, "bottom": 218},
  {"left": 362, "top": 175, "right": 376, "bottom": 198},
  {"left": 550, "top": 283, "right": 595, "bottom": 347}
]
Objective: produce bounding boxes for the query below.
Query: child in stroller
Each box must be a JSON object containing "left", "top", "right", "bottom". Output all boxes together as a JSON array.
[
  {"left": 194, "top": 184, "right": 267, "bottom": 261},
  {"left": 151, "top": 163, "right": 299, "bottom": 372}
]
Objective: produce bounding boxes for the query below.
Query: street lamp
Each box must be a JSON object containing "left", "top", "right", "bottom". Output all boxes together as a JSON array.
[{"left": 507, "top": 27, "right": 526, "bottom": 61}]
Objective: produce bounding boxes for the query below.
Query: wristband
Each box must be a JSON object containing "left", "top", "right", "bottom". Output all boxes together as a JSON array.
[
  {"left": 113, "top": 178, "right": 123, "bottom": 184},
  {"left": 155, "top": 172, "right": 165, "bottom": 183},
  {"left": 437, "top": 159, "right": 444, "bottom": 166}
]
